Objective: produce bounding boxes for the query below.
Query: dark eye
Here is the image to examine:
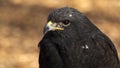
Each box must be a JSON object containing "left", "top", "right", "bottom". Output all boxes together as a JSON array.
[{"left": 62, "top": 20, "right": 70, "bottom": 26}]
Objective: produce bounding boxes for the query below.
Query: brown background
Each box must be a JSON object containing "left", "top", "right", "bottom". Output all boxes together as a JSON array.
[{"left": 0, "top": 0, "right": 120, "bottom": 68}]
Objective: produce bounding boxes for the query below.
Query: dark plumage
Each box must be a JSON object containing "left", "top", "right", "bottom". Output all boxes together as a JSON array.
[{"left": 38, "top": 7, "right": 119, "bottom": 68}]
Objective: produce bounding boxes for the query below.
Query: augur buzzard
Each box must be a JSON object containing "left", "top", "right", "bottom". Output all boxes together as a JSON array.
[{"left": 38, "top": 7, "right": 119, "bottom": 68}]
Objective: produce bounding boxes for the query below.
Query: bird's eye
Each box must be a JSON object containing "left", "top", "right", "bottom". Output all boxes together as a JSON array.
[{"left": 62, "top": 20, "right": 70, "bottom": 26}]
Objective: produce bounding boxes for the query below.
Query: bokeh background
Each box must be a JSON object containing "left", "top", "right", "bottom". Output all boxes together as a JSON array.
[{"left": 0, "top": 0, "right": 120, "bottom": 68}]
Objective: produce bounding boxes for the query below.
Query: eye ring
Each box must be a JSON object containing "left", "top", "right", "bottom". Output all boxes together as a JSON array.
[{"left": 62, "top": 20, "right": 71, "bottom": 26}]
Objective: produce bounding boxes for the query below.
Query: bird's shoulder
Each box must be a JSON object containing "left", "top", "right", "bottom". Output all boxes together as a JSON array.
[{"left": 91, "top": 31, "right": 119, "bottom": 62}]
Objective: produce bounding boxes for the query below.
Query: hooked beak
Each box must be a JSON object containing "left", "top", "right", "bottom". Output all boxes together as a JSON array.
[{"left": 43, "top": 21, "right": 64, "bottom": 34}]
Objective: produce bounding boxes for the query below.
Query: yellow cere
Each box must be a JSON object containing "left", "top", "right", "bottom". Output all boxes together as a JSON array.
[
  {"left": 48, "top": 21, "right": 64, "bottom": 30},
  {"left": 55, "top": 27, "right": 64, "bottom": 30},
  {"left": 48, "top": 21, "right": 53, "bottom": 26}
]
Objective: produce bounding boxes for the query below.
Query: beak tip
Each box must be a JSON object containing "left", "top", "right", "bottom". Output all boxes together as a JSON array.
[{"left": 43, "top": 26, "right": 49, "bottom": 34}]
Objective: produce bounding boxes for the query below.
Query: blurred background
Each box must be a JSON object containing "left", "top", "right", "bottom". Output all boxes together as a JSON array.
[{"left": 0, "top": 0, "right": 120, "bottom": 68}]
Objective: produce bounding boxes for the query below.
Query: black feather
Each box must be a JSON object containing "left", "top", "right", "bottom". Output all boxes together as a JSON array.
[{"left": 39, "top": 7, "right": 119, "bottom": 68}]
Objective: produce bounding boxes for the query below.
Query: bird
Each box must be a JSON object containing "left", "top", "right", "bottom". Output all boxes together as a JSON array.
[{"left": 38, "top": 7, "right": 119, "bottom": 68}]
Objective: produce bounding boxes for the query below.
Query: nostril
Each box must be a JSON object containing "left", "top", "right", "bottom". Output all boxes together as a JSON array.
[{"left": 52, "top": 23, "right": 57, "bottom": 27}]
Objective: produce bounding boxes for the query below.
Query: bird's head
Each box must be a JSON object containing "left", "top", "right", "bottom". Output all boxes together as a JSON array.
[{"left": 44, "top": 7, "right": 98, "bottom": 36}]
